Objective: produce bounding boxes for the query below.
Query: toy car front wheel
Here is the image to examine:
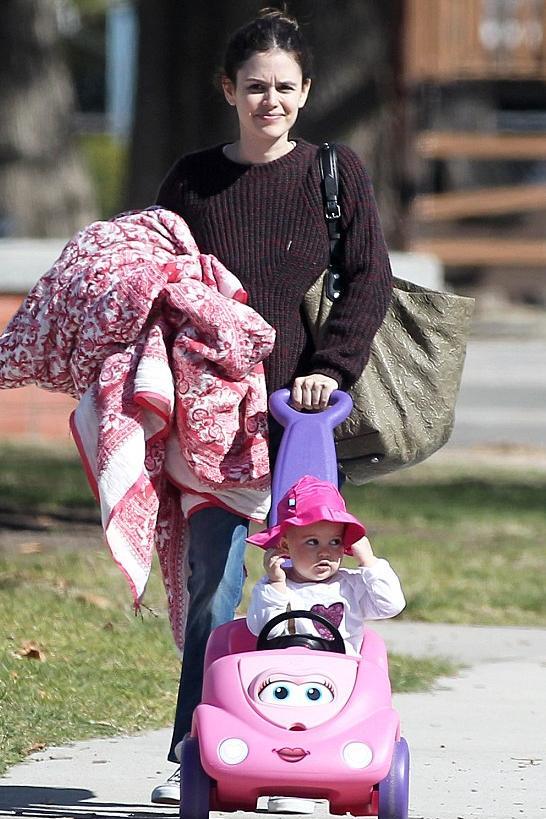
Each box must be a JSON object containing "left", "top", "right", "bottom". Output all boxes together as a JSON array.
[
  {"left": 377, "top": 737, "right": 410, "bottom": 819},
  {"left": 180, "top": 735, "right": 211, "bottom": 819}
]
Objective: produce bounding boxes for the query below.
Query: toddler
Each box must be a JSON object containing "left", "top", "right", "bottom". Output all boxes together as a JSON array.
[{"left": 246, "top": 475, "right": 405, "bottom": 655}]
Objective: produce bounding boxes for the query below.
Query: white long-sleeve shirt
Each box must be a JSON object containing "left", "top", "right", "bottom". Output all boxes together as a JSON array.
[{"left": 246, "top": 558, "right": 405, "bottom": 655}]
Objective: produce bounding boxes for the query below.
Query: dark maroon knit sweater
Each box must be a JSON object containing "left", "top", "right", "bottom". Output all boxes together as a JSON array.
[{"left": 156, "top": 139, "right": 392, "bottom": 395}]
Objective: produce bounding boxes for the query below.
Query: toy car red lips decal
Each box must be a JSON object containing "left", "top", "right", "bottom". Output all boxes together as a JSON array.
[{"left": 274, "top": 747, "right": 310, "bottom": 762}]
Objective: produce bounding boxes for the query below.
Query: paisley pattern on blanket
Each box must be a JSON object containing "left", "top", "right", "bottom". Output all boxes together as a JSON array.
[{"left": 0, "top": 207, "right": 275, "bottom": 648}]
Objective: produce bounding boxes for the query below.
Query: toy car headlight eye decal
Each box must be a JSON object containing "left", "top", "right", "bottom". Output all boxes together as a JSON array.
[
  {"left": 342, "top": 742, "right": 373, "bottom": 769},
  {"left": 303, "top": 683, "right": 334, "bottom": 704},
  {"left": 259, "top": 680, "right": 296, "bottom": 703},
  {"left": 258, "top": 680, "right": 334, "bottom": 706},
  {"left": 218, "top": 738, "right": 249, "bottom": 765}
]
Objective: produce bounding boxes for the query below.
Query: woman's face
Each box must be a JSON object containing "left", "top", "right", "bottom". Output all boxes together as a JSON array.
[{"left": 222, "top": 48, "right": 311, "bottom": 149}]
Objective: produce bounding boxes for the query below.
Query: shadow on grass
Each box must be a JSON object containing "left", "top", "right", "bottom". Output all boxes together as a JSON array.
[
  {"left": 0, "top": 445, "right": 95, "bottom": 513},
  {"left": 2, "top": 443, "right": 545, "bottom": 524}
]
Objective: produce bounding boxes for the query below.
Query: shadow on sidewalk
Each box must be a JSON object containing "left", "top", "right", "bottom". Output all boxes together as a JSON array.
[{"left": 0, "top": 785, "right": 176, "bottom": 818}]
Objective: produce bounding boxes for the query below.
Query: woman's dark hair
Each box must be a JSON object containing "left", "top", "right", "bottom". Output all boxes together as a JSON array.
[{"left": 222, "top": 7, "right": 313, "bottom": 83}]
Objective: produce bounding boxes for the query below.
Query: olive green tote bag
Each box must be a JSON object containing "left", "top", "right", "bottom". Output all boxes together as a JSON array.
[{"left": 305, "top": 144, "right": 475, "bottom": 484}]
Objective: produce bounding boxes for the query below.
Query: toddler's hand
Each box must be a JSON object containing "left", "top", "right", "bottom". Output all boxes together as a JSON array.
[
  {"left": 264, "top": 548, "right": 288, "bottom": 584},
  {"left": 351, "top": 536, "right": 378, "bottom": 568}
]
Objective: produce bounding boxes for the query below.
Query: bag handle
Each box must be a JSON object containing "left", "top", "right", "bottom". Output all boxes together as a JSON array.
[{"left": 319, "top": 143, "right": 342, "bottom": 300}]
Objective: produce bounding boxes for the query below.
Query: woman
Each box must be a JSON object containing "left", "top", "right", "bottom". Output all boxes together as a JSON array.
[{"left": 151, "top": 7, "right": 393, "bottom": 806}]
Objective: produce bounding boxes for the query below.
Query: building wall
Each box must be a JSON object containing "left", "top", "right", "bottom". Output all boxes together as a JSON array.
[
  {"left": 405, "top": 0, "right": 546, "bottom": 83},
  {"left": 0, "top": 295, "right": 77, "bottom": 442}
]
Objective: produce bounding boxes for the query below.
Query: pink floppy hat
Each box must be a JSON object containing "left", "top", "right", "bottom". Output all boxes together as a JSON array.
[{"left": 247, "top": 475, "right": 366, "bottom": 555}]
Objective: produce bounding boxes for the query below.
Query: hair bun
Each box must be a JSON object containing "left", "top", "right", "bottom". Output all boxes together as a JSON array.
[
  {"left": 222, "top": 5, "right": 312, "bottom": 83},
  {"left": 258, "top": 6, "right": 299, "bottom": 30}
]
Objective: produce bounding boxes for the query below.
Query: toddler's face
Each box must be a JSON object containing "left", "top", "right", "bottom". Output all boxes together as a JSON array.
[{"left": 281, "top": 521, "right": 344, "bottom": 583}]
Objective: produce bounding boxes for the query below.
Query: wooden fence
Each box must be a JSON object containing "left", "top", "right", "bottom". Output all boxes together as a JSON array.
[{"left": 405, "top": 0, "right": 546, "bottom": 82}]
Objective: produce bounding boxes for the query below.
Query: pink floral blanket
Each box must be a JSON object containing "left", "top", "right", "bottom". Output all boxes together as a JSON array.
[{"left": 0, "top": 207, "right": 275, "bottom": 648}]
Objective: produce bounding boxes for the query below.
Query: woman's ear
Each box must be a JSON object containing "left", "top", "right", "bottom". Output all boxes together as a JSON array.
[
  {"left": 298, "top": 78, "right": 311, "bottom": 108},
  {"left": 222, "top": 75, "right": 237, "bottom": 106}
]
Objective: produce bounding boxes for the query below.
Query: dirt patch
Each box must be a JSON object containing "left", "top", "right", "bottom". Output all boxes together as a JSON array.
[
  {"left": 0, "top": 515, "right": 103, "bottom": 554},
  {"left": 433, "top": 443, "right": 546, "bottom": 472}
]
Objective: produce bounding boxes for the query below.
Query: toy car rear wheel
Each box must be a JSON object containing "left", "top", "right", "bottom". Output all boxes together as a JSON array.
[
  {"left": 377, "top": 737, "right": 410, "bottom": 819},
  {"left": 180, "top": 735, "right": 211, "bottom": 819}
]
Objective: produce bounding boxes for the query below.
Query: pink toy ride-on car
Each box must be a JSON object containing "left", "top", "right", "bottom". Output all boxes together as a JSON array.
[{"left": 179, "top": 390, "right": 410, "bottom": 819}]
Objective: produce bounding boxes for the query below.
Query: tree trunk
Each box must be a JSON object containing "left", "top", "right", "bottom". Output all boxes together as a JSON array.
[
  {"left": 126, "top": 0, "right": 257, "bottom": 208},
  {"left": 126, "top": 0, "right": 405, "bottom": 245},
  {"left": 298, "top": 0, "right": 406, "bottom": 245},
  {"left": 0, "top": 0, "right": 97, "bottom": 238}
]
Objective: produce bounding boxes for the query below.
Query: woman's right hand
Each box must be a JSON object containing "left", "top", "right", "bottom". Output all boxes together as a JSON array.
[{"left": 291, "top": 373, "right": 339, "bottom": 411}]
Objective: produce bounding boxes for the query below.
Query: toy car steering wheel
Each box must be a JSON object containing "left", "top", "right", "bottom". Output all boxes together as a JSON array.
[{"left": 256, "top": 609, "right": 346, "bottom": 654}]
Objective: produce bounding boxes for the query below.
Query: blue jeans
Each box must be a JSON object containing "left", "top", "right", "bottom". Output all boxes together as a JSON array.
[{"left": 168, "top": 505, "right": 249, "bottom": 761}]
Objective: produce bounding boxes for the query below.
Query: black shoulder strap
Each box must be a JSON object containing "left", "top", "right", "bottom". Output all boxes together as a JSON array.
[{"left": 319, "top": 142, "right": 342, "bottom": 299}]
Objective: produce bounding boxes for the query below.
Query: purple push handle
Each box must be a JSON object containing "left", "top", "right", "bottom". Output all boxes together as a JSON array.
[
  {"left": 268, "top": 389, "right": 353, "bottom": 526},
  {"left": 268, "top": 389, "right": 352, "bottom": 431}
]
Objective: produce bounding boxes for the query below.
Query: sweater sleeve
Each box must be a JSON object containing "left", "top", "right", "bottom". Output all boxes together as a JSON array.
[{"left": 308, "top": 145, "right": 393, "bottom": 390}]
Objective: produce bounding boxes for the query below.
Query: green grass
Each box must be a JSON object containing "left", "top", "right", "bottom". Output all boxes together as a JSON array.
[
  {"left": 0, "top": 545, "right": 454, "bottom": 776},
  {"left": 347, "top": 462, "right": 546, "bottom": 626},
  {"left": 0, "top": 442, "right": 96, "bottom": 513},
  {"left": 6, "top": 446, "right": 545, "bottom": 774},
  {"left": 0, "top": 549, "right": 180, "bottom": 774},
  {"left": 244, "top": 461, "right": 546, "bottom": 626}
]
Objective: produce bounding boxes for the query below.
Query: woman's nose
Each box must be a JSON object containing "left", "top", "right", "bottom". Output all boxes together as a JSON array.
[{"left": 262, "top": 86, "right": 278, "bottom": 105}]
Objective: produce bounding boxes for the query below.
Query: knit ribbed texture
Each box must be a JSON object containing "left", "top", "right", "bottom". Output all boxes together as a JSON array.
[{"left": 156, "top": 139, "right": 392, "bottom": 394}]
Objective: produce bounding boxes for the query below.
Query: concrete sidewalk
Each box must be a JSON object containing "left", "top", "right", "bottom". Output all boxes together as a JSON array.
[
  {"left": 1, "top": 621, "right": 545, "bottom": 819},
  {"left": 374, "top": 621, "right": 546, "bottom": 819}
]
